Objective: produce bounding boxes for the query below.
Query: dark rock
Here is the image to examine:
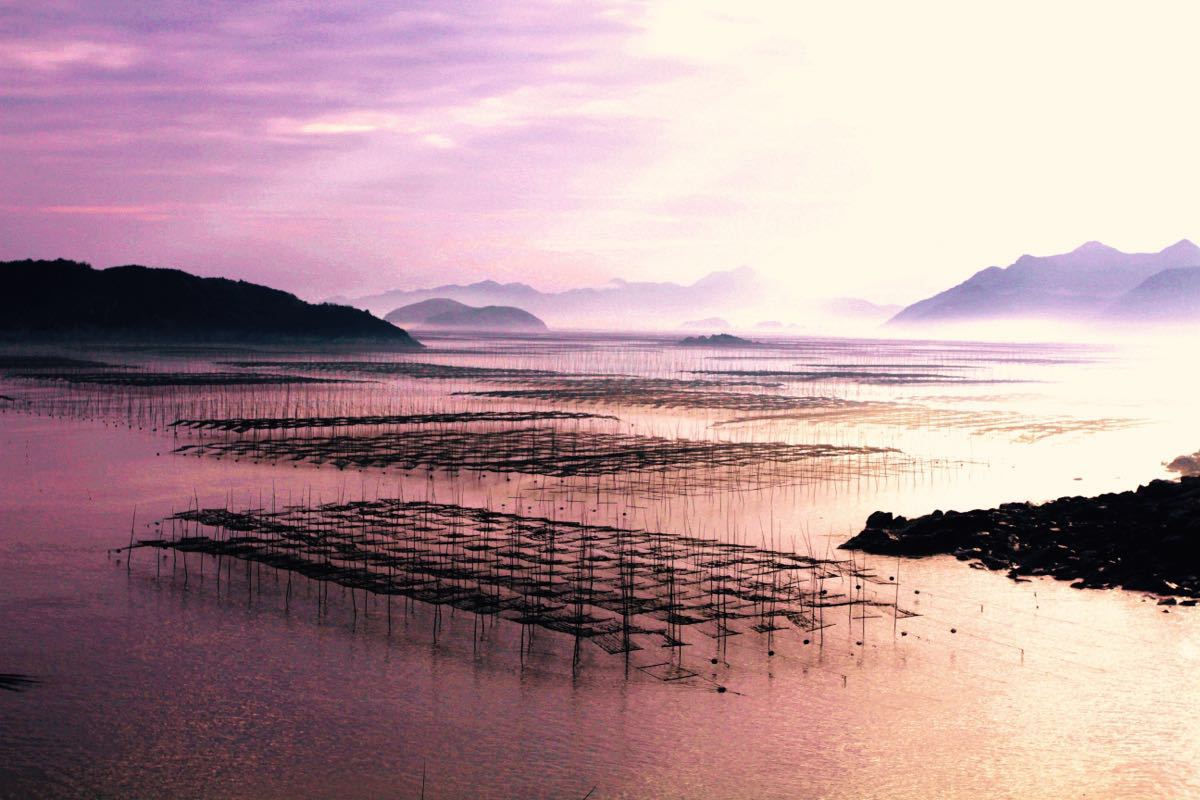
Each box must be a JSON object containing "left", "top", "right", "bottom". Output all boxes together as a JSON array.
[
  {"left": 865, "top": 510, "right": 894, "bottom": 528},
  {"left": 842, "top": 476, "right": 1200, "bottom": 600}
]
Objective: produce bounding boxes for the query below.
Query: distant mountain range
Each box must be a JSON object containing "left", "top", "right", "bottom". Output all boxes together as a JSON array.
[
  {"left": 334, "top": 267, "right": 768, "bottom": 328},
  {"left": 335, "top": 267, "right": 900, "bottom": 330},
  {"left": 384, "top": 298, "right": 547, "bottom": 331},
  {"left": 890, "top": 240, "right": 1200, "bottom": 325},
  {"left": 2, "top": 259, "right": 421, "bottom": 345}
]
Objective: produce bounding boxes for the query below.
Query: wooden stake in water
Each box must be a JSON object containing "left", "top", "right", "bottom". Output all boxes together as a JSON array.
[{"left": 126, "top": 506, "right": 137, "bottom": 572}]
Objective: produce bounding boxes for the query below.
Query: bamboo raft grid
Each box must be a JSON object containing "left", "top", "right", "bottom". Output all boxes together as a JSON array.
[
  {"left": 132, "top": 499, "right": 910, "bottom": 670},
  {"left": 0, "top": 375, "right": 589, "bottom": 432},
  {"left": 457, "top": 382, "right": 865, "bottom": 413},
  {"left": 12, "top": 371, "right": 355, "bottom": 387},
  {"left": 170, "top": 410, "right": 617, "bottom": 434},
  {"left": 222, "top": 360, "right": 564, "bottom": 382},
  {"left": 716, "top": 405, "right": 1142, "bottom": 443},
  {"left": 6, "top": 375, "right": 1133, "bottom": 447},
  {"left": 686, "top": 367, "right": 1021, "bottom": 386},
  {"left": 206, "top": 361, "right": 1137, "bottom": 443},
  {"left": 225, "top": 360, "right": 785, "bottom": 389},
  {"left": 173, "top": 426, "right": 910, "bottom": 492},
  {"left": 3, "top": 343, "right": 1126, "bottom": 445}
]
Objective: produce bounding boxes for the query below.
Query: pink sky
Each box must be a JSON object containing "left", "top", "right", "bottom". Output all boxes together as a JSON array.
[{"left": 3, "top": 1, "right": 1200, "bottom": 302}]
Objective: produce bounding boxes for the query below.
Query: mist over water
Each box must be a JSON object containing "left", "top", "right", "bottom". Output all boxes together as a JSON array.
[{"left": 2, "top": 331, "right": 1199, "bottom": 799}]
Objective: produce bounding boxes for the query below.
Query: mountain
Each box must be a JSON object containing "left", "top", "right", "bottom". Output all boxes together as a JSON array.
[
  {"left": 1107, "top": 267, "right": 1200, "bottom": 321},
  {"left": 343, "top": 280, "right": 543, "bottom": 312},
  {"left": 890, "top": 240, "right": 1200, "bottom": 325},
  {"left": 384, "top": 298, "right": 548, "bottom": 331},
  {"left": 384, "top": 298, "right": 472, "bottom": 322},
  {"left": 1, "top": 259, "right": 421, "bottom": 346},
  {"left": 336, "top": 267, "right": 766, "bottom": 328}
]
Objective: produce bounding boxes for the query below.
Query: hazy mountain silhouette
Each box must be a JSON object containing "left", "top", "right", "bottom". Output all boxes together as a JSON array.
[
  {"left": 384, "top": 298, "right": 471, "bottom": 321},
  {"left": 890, "top": 240, "right": 1200, "bottom": 325},
  {"left": 1107, "top": 267, "right": 1200, "bottom": 321},
  {"left": 385, "top": 298, "right": 547, "bottom": 331},
  {"left": 1, "top": 259, "right": 421, "bottom": 345},
  {"left": 337, "top": 267, "right": 766, "bottom": 327}
]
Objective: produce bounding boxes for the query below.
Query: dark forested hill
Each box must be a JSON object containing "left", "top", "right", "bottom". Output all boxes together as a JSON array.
[{"left": 1, "top": 259, "right": 421, "bottom": 345}]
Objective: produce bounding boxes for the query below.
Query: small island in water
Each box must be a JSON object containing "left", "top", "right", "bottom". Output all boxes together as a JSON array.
[
  {"left": 678, "top": 333, "right": 756, "bottom": 347},
  {"left": 384, "top": 297, "right": 547, "bottom": 331}
]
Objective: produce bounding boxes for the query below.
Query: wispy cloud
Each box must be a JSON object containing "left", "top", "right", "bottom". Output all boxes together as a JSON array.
[
  {"left": 37, "top": 203, "right": 168, "bottom": 217},
  {"left": 0, "top": 39, "right": 140, "bottom": 71}
]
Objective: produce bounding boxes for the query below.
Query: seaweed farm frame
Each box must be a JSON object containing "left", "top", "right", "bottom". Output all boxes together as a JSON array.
[{"left": 125, "top": 498, "right": 910, "bottom": 679}]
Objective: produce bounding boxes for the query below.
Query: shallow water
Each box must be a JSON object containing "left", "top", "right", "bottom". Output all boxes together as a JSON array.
[{"left": 2, "top": 333, "right": 1199, "bottom": 798}]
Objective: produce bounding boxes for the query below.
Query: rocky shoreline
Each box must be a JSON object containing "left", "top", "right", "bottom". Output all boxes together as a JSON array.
[{"left": 842, "top": 476, "right": 1200, "bottom": 599}]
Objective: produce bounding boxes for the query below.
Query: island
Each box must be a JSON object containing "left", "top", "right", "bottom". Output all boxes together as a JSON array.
[
  {"left": 384, "top": 297, "right": 547, "bottom": 331},
  {"left": 678, "top": 333, "right": 756, "bottom": 347}
]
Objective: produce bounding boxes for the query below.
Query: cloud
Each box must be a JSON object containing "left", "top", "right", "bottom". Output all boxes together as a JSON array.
[
  {"left": 0, "top": 39, "right": 140, "bottom": 71},
  {"left": 3, "top": 0, "right": 1200, "bottom": 302}
]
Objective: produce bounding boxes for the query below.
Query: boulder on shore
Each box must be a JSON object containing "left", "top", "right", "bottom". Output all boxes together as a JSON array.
[{"left": 842, "top": 476, "right": 1200, "bottom": 598}]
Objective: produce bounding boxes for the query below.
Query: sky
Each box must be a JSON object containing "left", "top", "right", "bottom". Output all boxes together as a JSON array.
[{"left": 3, "top": 0, "right": 1200, "bottom": 303}]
